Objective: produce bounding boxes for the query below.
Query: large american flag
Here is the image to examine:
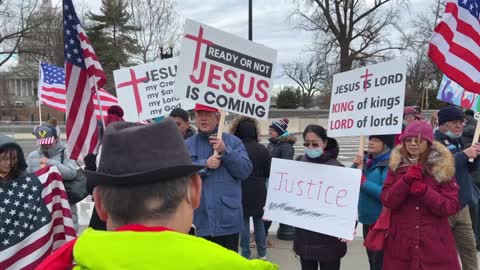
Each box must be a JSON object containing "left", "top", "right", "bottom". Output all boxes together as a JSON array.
[
  {"left": 38, "top": 62, "right": 118, "bottom": 120},
  {"left": 64, "top": 0, "right": 106, "bottom": 160},
  {"left": 429, "top": 0, "right": 480, "bottom": 94},
  {"left": 0, "top": 166, "right": 76, "bottom": 270}
]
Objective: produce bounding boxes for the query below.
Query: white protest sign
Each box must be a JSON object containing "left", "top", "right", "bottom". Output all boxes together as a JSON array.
[
  {"left": 113, "top": 57, "right": 194, "bottom": 122},
  {"left": 264, "top": 158, "right": 361, "bottom": 240},
  {"left": 174, "top": 19, "right": 277, "bottom": 120},
  {"left": 328, "top": 59, "right": 406, "bottom": 137}
]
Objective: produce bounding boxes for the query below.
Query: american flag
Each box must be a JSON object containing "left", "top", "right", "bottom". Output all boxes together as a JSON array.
[
  {"left": 38, "top": 62, "right": 118, "bottom": 120},
  {"left": 429, "top": 0, "right": 480, "bottom": 94},
  {"left": 0, "top": 166, "right": 76, "bottom": 270},
  {"left": 64, "top": 0, "right": 106, "bottom": 160}
]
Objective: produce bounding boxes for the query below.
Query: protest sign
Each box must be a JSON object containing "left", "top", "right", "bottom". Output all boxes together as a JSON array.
[
  {"left": 328, "top": 59, "right": 406, "bottom": 137},
  {"left": 113, "top": 57, "right": 194, "bottom": 122},
  {"left": 437, "top": 74, "right": 480, "bottom": 111},
  {"left": 174, "top": 19, "right": 277, "bottom": 120},
  {"left": 263, "top": 158, "right": 361, "bottom": 240}
]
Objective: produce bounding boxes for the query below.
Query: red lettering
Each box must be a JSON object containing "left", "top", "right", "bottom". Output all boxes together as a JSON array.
[
  {"left": 332, "top": 101, "right": 354, "bottom": 113},
  {"left": 238, "top": 74, "right": 255, "bottom": 98},
  {"left": 190, "top": 61, "right": 207, "bottom": 84},
  {"left": 274, "top": 172, "right": 288, "bottom": 191},
  {"left": 222, "top": 69, "right": 236, "bottom": 93},
  {"left": 329, "top": 119, "right": 354, "bottom": 130},
  {"left": 207, "top": 64, "right": 222, "bottom": 90},
  {"left": 255, "top": 80, "right": 269, "bottom": 102},
  {"left": 306, "top": 180, "right": 316, "bottom": 199},
  {"left": 324, "top": 186, "right": 334, "bottom": 204},
  {"left": 316, "top": 181, "right": 324, "bottom": 200},
  {"left": 285, "top": 177, "right": 294, "bottom": 193},
  {"left": 336, "top": 189, "right": 348, "bottom": 207},
  {"left": 296, "top": 180, "right": 304, "bottom": 196}
]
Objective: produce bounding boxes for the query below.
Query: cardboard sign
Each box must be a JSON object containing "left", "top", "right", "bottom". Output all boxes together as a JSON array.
[
  {"left": 437, "top": 74, "right": 480, "bottom": 111},
  {"left": 174, "top": 19, "right": 277, "bottom": 119},
  {"left": 113, "top": 57, "right": 194, "bottom": 122},
  {"left": 263, "top": 158, "right": 361, "bottom": 240},
  {"left": 328, "top": 59, "right": 406, "bottom": 137}
]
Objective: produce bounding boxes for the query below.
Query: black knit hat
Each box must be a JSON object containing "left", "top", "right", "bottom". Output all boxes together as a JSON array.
[
  {"left": 438, "top": 106, "right": 464, "bottom": 125},
  {"left": 369, "top": 134, "right": 395, "bottom": 149},
  {"left": 270, "top": 118, "right": 289, "bottom": 136}
]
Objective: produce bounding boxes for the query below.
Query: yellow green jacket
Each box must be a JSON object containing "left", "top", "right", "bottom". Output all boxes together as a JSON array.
[{"left": 36, "top": 225, "right": 278, "bottom": 270}]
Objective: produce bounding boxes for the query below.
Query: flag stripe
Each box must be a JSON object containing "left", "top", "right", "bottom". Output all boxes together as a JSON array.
[{"left": 429, "top": 0, "right": 480, "bottom": 94}]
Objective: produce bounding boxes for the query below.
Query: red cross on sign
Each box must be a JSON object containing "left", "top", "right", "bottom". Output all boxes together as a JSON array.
[
  {"left": 117, "top": 68, "right": 149, "bottom": 117},
  {"left": 360, "top": 68, "right": 373, "bottom": 92},
  {"left": 185, "top": 26, "right": 214, "bottom": 73}
]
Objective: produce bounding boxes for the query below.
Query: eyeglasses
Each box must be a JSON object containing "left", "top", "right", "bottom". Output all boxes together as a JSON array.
[{"left": 303, "top": 141, "right": 320, "bottom": 147}]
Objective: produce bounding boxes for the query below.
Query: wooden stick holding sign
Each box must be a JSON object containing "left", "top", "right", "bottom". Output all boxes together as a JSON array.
[
  {"left": 214, "top": 110, "right": 227, "bottom": 156},
  {"left": 469, "top": 113, "right": 480, "bottom": 162},
  {"left": 358, "top": 136, "right": 365, "bottom": 156}
]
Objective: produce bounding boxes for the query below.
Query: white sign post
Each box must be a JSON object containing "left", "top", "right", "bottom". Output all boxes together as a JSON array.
[
  {"left": 113, "top": 57, "right": 194, "bottom": 122},
  {"left": 174, "top": 19, "right": 277, "bottom": 120},
  {"left": 328, "top": 59, "right": 407, "bottom": 137},
  {"left": 264, "top": 158, "right": 361, "bottom": 240}
]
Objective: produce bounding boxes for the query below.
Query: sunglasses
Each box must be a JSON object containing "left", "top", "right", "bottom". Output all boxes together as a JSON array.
[{"left": 303, "top": 142, "right": 320, "bottom": 147}]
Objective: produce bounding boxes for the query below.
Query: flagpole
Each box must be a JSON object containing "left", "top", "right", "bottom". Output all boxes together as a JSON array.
[
  {"left": 91, "top": 77, "right": 106, "bottom": 129},
  {"left": 38, "top": 61, "right": 43, "bottom": 125}
]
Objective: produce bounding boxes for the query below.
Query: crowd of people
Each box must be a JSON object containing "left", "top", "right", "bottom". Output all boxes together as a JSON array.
[{"left": 1, "top": 104, "right": 480, "bottom": 269}]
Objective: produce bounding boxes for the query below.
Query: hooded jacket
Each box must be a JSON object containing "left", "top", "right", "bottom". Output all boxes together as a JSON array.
[
  {"left": 230, "top": 116, "right": 271, "bottom": 218},
  {"left": 434, "top": 130, "right": 480, "bottom": 207},
  {"left": 26, "top": 142, "right": 76, "bottom": 180},
  {"left": 381, "top": 142, "right": 461, "bottom": 270},
  {"left": 0, "top": 134, "right": 27, "bottom": 181},
  {"left": 293, "top": 137, "right": 348, "bottom": 261},
  {"left": 267, "top": 134, "right": 296, "bottom": 160}
]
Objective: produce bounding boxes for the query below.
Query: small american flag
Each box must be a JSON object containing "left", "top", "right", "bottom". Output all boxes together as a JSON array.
[
  {"left": 38, "top": 62, "right": 118, "bottom": 120},
  {"left": 429, "top": 0, "right": 480, "bottom": 93},
  {"left": 64, "top": 0, "right": 106, "bottom": 160},
  {"left": 0, "top": 166, "right": 76, "bottom": 270}
]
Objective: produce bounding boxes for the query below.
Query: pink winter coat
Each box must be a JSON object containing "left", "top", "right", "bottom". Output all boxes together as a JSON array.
[{"left": 381, "top": 141, "right": 461, "bottom": 270}]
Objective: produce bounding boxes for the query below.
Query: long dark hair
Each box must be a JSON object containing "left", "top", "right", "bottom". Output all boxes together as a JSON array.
[
  {"left": 303, "top": 124, "right": 328, "bottom": 141},
  {"left": 0, "top": 143, "right": 27, "bottom": 181}
]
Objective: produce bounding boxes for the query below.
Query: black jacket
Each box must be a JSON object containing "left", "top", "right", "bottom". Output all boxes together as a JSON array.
[
  {"left": 230, "top": 116, "right": 271, "bottom": 217},
  {"left": 267, "top": 135, "right": 296, "bottom": 160},
  {"left": 293, "top": 137, "right": 348, "bottom": 261}
]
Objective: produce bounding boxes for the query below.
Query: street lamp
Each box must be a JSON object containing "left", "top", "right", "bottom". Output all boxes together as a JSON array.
[{"left": 160, "top": 41, "right": 174, "bottom": 60}]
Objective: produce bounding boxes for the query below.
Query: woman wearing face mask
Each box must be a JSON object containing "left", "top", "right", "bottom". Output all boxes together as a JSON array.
[
  {"left": 352, "top": 134, "right": 394, "bottom": 270},
  {"left": 381, "top": 120, "right": 461, "bottom": 270},
  {"left": 293, "top": 124, "right": 346, "bottom": 270},
  {"left": 0, "top": 134, "right": 28, "bottom": 183}
]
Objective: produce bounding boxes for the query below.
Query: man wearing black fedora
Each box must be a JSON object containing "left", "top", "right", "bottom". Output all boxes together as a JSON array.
[
  {"left": 185, "top": 104, "right": 253, "bottom": 252},
  {"left": 37, "top": 120, "right": 276, "bottom": 270}
]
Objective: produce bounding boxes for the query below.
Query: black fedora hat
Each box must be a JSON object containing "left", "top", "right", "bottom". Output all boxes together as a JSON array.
[{"left": 84, "top": 119, "right": 203, "bottom": 186}]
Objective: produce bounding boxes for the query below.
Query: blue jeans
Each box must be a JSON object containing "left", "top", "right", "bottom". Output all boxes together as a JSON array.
[{"left": 241, "top": 216, "right": 267, "bottom": 259}]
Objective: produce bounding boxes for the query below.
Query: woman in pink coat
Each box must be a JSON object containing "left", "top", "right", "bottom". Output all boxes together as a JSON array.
[{"left": 381, "top": 120, "right": 461, "bottom": 270}]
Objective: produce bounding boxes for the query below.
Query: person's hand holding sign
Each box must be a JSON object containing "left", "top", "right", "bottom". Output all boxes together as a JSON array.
[
  {"left": 207, "top": 155, "right": 221, "bottom": 169},
  {"left": 209, "top": 135, "right": 225, "bottom": 155}
]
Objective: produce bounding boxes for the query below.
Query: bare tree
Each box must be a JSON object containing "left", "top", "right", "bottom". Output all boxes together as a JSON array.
[
  {"left": 283, "top": 56, "right": 332, "bottom": 108},
  {"left": 129, "top": 0, "right": 180, "bottom": 63},
  {"left": 295, "top": 0, "right": 407, "bottom": 72},
  {"left": 0, "top": 0, "right": 44, "bottom": 67},
  {"left": 404, "top": 0, "right": 444, "bottom": 109}
]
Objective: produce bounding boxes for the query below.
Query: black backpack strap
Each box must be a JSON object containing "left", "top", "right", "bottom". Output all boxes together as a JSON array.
[{"left": 61, "top": 148, "right": 65, "bottom": 164}]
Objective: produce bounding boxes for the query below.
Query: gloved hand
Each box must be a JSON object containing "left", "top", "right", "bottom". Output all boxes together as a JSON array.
[
  {"left": 404, "top": 164, "right": 423, "bottom": 185},
  {"left": 410, "top": 181, "right": 427, "bottom": 196}
]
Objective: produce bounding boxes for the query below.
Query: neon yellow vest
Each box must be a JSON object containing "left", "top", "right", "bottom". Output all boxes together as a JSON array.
[{"left": 73, "top": 228, "right": 278, "bottom": 270}]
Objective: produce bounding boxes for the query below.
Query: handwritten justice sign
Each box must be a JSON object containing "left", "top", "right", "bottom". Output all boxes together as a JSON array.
[{"left": 263, "top": 158, "right": 361, "bottom": 240}]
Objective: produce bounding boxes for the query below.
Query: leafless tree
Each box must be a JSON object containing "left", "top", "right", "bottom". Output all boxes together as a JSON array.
[
  {"left": 129, "top": 0, "right": 181, "bottom": 63},
  {"left": 283, "top": 55, "right": 332, "bottom": 108},
  {"left": 0, "top": 0, "right": 45, "bottom": 67},
  {"left": 403, "top": 0, "right": 444, "bottom": 109},
  {"left": 295, "top": 0, "right": 407, "bottom": 72}
]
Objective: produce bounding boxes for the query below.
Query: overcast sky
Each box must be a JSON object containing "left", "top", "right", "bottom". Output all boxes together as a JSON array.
[{"left": 7, "top": 0, "right": 432, "bottom": 86}]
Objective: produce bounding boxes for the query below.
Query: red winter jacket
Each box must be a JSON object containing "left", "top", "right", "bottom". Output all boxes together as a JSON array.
[{"left": 380, "top": 142, "right": 461, "bottom": 270}]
